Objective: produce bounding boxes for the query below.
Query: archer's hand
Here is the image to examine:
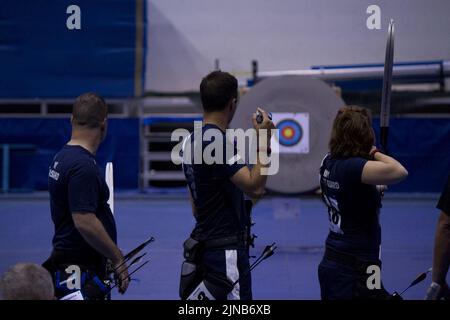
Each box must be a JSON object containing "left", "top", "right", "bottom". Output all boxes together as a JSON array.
[
  {"left": 425, "top": 282, "right": 450, "bottom": 300},
  {"left": 113, "top": 260, "right": 130, "bottom": 294},
  {"left": 252, "top": 107, "right": 275, "bottom": 147},
  {"left": 252, "top": 107, "right": 275, "bottom": 132}
]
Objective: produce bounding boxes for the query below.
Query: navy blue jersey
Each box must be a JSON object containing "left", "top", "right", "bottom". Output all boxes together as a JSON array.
[
  {"left": 182, "top": 124, "right": 248, "bottom": 242},
  {"left": 437, "top": 174, "right": 450, "bottom": 216},
  {"left": 48, "top": 145, "right": 117, "bottom": 254},
  {"left": 319, "top": 154, "right": 382, "bottom": 259}
]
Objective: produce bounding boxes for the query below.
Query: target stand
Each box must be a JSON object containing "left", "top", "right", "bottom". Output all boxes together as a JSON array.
[{"left": 231, "top": 75, "right": 344, "bottom": 194}]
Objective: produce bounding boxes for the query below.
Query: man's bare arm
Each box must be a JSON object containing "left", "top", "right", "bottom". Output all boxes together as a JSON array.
[
  {"left": 231, "top": 164, "right": 268, "bottom": 199},
  {"left": 230, "top": 108, "right": 274, "bottom": 199},
  {"left": 72, "top": 212, "right": 129, "bottom": 293}
]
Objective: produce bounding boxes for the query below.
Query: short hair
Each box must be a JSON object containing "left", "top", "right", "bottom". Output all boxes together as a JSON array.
[
  {"left": 0, "top": 263, "right": 54, "bottom": 300},
  {"left": 329, "top": 105, "right": 375, "bottom": 158},
  {"left": 72, "top": 92, "right": 107, "bottom": 128},
  {"left": 200, "top": 71, "right": 238, "bottom": 112}
]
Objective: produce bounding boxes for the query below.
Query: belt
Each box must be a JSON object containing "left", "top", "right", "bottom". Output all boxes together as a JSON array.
[
  {"left": 203, "top": 233, "right": 248, "bottom": 249},
  {"left": 45, "top": 249, "right": 106, "bottom": 277},
  {"left": 324, "top": 247, "right": 381, "bottom": 270}
]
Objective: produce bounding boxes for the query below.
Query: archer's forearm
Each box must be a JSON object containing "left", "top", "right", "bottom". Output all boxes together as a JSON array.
[
  {"left": 73, "top": 213, "right": 123, "bottom": 264},
  {"left": 432, "top": 212, "right": 450, "bottom": 284},
  {"left": 248, "top": 130, "right": 271, "bottom": 195},
  {"left": 249, "top": 160, "right": 268, "bottom": 197},
  {"left": 374, "top": 152, "right": 403, "bottom": 167}
]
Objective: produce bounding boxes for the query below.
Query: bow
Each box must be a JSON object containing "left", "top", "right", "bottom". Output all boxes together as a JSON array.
[{"left": 379, "top": 19, "right": 395, "bottom": 154}]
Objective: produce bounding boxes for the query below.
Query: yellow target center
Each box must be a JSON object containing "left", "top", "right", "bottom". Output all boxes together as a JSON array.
[{"left": 283, "top": 127, "right": 294, "bottom": 138}]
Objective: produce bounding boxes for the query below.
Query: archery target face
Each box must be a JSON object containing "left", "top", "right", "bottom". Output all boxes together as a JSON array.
[
  {"left": 271, "top": 113, "right": 310, "bottom": 153},
  {"left": 230, "top": 75, "right": 343, "bottom": 193}
]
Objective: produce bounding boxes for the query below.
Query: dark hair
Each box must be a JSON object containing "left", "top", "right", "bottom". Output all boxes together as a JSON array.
[
  {"left": 200, "top": 71, "right": 238, "bottom": 112},
  {"left": 329, "top": 106, "right": 375, "bottom": 158},
  {"left": 72, "top": 92, "right": 107, "bottom": 128}
]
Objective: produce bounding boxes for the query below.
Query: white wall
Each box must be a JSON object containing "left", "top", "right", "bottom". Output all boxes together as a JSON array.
[{"left": 145, "top": 0, "right": 450, "bottom": 92}]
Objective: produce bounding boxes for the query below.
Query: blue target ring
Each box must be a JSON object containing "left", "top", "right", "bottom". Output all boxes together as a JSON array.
[{"left": 276, "top": 119, "right": 303, "bottom": 146}]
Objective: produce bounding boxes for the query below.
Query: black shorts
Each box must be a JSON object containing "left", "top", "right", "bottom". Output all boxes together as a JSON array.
[
  {"left": 43, "top": 249, "right": 106, "bottom": 277},
  {"left": 318, "top": 256, "right": 391, "bottom": 300},
  {"left": 43, "top": 249, "right": 109, "bottom": 299},
  {"left": 201, "top": 247, "right": 252, "bottom": 300}
]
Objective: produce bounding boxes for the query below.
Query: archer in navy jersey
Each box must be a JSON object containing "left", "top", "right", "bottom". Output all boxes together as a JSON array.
[
  {"left": 318, "top": 106, "right": 408, "bottom": 300},
  {"left": 320, "top": 154, "right": 381, "bottom": 260},
  {"left": 179, "top": 71, "right": 275, "bottom": 300},
  {"left": 43, "top": 93, "right": 129, "bottom": 298}
]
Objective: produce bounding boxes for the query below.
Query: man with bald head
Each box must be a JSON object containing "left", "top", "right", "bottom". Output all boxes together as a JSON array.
[
  {"left": 43, "top": 92, "right": 129, "bottom": 299},
  {"left": 0, "top": 263, "right": 54, "bottom": 300}
]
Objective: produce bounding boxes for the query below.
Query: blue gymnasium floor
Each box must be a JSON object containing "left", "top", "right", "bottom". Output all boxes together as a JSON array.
[{"left": 0, "top": 193, "right": 447, "bottom": 300}]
